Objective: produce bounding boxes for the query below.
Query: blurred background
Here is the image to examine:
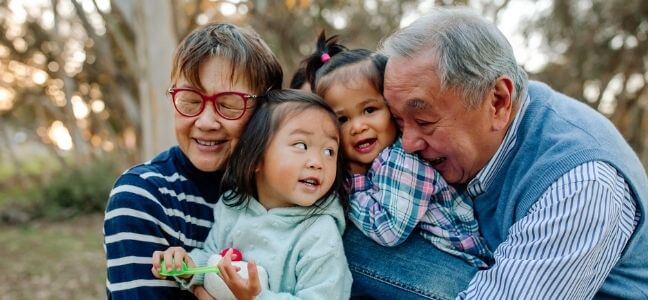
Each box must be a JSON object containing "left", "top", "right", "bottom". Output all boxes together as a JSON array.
[{"left": 0, "top": 0, "right": 646, "bottom": 298}]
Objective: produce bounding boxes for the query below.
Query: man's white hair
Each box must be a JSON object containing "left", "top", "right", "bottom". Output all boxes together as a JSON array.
[{"left": 379, "top": 7, "right": 528, "bottom": 107}]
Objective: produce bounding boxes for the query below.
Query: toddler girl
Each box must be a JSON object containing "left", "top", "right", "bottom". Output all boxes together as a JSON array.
[
  {"left": 151, "top": 89, "right": 352, "bottom": 299},
  {"left": 305, "top": 32, "right": 492, "bottom": 268}
]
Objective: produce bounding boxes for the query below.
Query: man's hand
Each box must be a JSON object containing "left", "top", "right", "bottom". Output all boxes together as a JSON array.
[{"left": 218, "top": 249, "right": 261, "bottom": 300}]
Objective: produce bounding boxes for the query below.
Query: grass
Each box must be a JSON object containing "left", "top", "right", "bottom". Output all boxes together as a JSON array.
[{"left": 0, "top": 214, "right": 105, "bottom": 299}]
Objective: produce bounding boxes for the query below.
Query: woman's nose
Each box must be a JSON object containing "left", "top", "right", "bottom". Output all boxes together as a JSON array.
[{"left": 194, "top": 104, "right": 223, "bottom": 130}]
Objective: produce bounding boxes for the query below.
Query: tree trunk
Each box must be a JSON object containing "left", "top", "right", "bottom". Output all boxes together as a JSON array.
[{"left": 115, "top": 0, "right": 177, "bottom": 160}]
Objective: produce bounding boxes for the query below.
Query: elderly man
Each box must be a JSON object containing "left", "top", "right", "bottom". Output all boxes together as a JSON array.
[{"left": 343, "top": 7, "right": 648, "bottom": 300}]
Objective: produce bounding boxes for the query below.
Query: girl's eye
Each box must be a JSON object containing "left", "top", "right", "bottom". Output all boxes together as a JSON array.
[
  {"left": 294, "top": 142, "right": 307, "bottom": 150},
  {"left": 364, "top": 107, "right": 377, "bottom": 114},
  {"left": 324, "top": 148, "right": 335, "bottom": 157},
  {"left": 337, "top": 116, "right": 348, "bottom": 124}
]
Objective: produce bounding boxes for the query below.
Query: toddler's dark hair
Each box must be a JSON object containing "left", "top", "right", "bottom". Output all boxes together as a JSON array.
[
  {"left": 221, "top": 89, "right": 349, "bottom": 214},
  {"left": 304, "top": 30, "right": 387, "bottom": 98},
  {"left": 289, "top": 65, "right": 307, "bottom": 89}
]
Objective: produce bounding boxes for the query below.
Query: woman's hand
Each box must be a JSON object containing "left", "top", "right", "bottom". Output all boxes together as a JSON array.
[
  {"left": 151, "top": 246, "right": 196, "bottom": 279},
  {"left": 192, "top": 285, "right": 216, "bottom": 300},
  {"left": 218, "top": 249, "right": 261, "bottom": 300}
]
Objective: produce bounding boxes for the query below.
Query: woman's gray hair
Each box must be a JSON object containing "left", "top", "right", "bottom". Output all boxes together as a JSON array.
[{"left": 379, "top": 7, "right": 528, "bottom": 107}]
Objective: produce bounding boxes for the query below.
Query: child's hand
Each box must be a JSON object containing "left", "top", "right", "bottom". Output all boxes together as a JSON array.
[
  {"left": 218, "top": 249, "right": 261, "bottom": 300},
  {"left": 192, "top": 285, "right": 216, "bottom": 300},
  {"left": 151, "top": 246, "right": 195, "bottom": 279}
]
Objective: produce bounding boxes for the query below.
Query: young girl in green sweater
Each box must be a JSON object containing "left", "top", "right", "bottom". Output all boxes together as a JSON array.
[{"left": 151, "top": 90, "right": 352, "bottom": 299}]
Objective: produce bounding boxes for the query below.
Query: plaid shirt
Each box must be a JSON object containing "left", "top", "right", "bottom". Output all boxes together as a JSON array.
[{"left": 348, "top": 138, "right": 492, "bottom": 268}]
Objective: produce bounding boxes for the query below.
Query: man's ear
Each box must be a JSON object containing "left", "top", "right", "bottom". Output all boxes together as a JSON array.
[{"left": 489, "top": 76, "right": 514, "bottom": 131}]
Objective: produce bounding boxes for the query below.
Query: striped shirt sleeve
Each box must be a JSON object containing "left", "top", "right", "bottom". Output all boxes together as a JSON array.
[
  {"left": 458, "top": 161, "right": 638, "bottom": 299},
  {"left": 348, "top": 142, "right": 436, "bottom": 246},
  {"left": 104, "top": 173, "right": 204, "bottom": 299}
]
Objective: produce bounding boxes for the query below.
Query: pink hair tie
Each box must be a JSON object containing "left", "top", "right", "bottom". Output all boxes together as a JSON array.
[{"left": 320, "top": 53, "right": 331, "bottom": 63}]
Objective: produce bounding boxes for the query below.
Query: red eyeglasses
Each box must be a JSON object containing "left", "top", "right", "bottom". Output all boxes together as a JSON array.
[{"left": 168, "top": 87, "right": 259, "bottom": 120}]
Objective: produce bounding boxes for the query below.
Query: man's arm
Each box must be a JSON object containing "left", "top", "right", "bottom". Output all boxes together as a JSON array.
[
  {"left": 348, "top": 144, "right": 435, "bottom": 246},
  {"left": 459, "top": 161, "right": 638, "bottom": 299}
]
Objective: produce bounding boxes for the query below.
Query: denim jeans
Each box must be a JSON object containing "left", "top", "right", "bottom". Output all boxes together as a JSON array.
[{"left": 343, "top": 226, "right": 477, "bottom": 300}]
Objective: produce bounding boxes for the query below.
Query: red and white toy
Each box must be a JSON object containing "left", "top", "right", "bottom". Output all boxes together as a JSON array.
[{"left": 204, "top": 248, "right": 269, "bottom": 300}]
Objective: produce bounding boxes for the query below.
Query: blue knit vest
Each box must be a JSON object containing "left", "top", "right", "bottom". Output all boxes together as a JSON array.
[{"left": 473, "top": 81, "right": 648, "bottom": 299}]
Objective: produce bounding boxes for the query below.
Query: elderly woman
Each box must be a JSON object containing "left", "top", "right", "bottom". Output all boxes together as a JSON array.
[{"left": 103, "top": 23, "right": 283, "bottom": 299}]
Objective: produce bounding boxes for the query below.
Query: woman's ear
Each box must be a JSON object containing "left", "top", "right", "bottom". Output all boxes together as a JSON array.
[{"left": 489, "top": 76, "right": 514, "bottom": 131}]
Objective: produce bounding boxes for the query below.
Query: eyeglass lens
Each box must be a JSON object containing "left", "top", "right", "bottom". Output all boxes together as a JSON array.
[{"left": 174, "top": 90, "right": 246, "bottom": 119}]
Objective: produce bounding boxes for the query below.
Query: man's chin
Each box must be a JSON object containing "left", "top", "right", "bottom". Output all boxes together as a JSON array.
[{"left": 438, "top": 170, "right": 461, "bottom": 185}]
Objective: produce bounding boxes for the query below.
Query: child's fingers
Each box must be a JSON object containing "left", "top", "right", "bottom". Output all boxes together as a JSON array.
[
  {"left": 163, "top": 250, "right": 175, "bottom": 271},
  {"left": 247, "top": 260, "right": 261, "bottom": 294},
  {"left": 151, "top": 266, "right": 166, "bottom": 279},
  {"left": 218, "top": 251, "right": 233, "bottom": 282},
  {"left": 151, "top": 251, "right": 163, "bottom": 268},
  {"left": 192, "top": 285, "right": 216, "bottom": 300},
  {"left": 174, "top": 248, "right": 186, "bottom": 270}
]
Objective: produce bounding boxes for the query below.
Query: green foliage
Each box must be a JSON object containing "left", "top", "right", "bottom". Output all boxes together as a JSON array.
[
  {"left": 0, "top": 156, "right": 122, "bottom": 224},
  {"left": 35, "top": 158, "right": 120, "bottom": 220}
]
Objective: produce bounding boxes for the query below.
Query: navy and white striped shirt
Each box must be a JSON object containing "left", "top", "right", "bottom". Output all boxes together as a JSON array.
[
  {"left": 104, "top": 146, "right": 223, "bottom": 299},
  {"left": 458, "top": 95, "right": 639, "bottom": 299}
]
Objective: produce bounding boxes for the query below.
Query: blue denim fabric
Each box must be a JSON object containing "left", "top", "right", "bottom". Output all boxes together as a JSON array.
[{"left": 343, "top": 226, "right": 477, "bottom": 300}]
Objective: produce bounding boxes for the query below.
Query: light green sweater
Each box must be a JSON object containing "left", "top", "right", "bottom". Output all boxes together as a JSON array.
[{"left": 186, "top": 191, "right": 352, "bottom": 299}]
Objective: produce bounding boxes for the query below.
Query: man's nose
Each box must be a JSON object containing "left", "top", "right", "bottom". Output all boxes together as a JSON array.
[{"left": 401, "top": 126, "right": 425, "bottom": 153}]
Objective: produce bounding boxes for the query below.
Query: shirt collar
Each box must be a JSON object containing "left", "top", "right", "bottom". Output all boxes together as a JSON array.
[{"left": 467, "top": 91, "right": 530, "bottom": 198}]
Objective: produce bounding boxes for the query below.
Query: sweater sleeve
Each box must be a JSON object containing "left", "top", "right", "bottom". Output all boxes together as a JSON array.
[
  {"left": 257, "top": 217, "right": 352, "bottom": 300},
  {"left": 104, "top": 173, "right": 194, "bottom": 299},
  {"left": 348, "top": 142, "right": 433, "bottom": 246},
  {"left": 182, "top": 200, "right": 225, "bottom": 289}
]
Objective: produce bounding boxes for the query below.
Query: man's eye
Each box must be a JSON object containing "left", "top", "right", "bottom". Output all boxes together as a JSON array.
[
  {"left": 294, "top": 142, "right": 307, "bottom": 150},
  {"left": 416, "top": 119, "right": 434, "bottom": 127}
]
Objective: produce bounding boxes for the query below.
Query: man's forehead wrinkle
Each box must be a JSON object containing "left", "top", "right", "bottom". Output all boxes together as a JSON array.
[{"left": 407, "top": 98, "right": 428, "bottom": 110}]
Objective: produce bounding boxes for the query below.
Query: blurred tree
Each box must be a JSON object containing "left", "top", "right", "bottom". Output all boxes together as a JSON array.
[
  {"left": 525, "top": 0, "right": 648, "bottom": 166},
  {"left": 0, "top": 0, "right": 646, "bottom": 192},
  {"left": 0, "top": 0, "right": 141, "bottom": 171},
  {"left": 112, "top": 0, "right": 177, "bottom": 158}
]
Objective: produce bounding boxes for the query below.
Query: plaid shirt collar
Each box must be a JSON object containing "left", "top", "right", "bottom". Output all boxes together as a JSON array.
[{"left": 467, "top": 91, "right": 530, "bottom": 198}]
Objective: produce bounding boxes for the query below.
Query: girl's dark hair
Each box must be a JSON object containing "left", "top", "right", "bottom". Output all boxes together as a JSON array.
[
  {"left": 304, "top": 31, "right": 347, "bottom": 89},
  {"left": 221, "top": 89, "right": 349, "bottom": 214},
  {"left": 289, "top": 65, "right": 307, "bottom": 89},
  {"left": 304, "top": 30, "right": 387, "bottom": 98}
]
